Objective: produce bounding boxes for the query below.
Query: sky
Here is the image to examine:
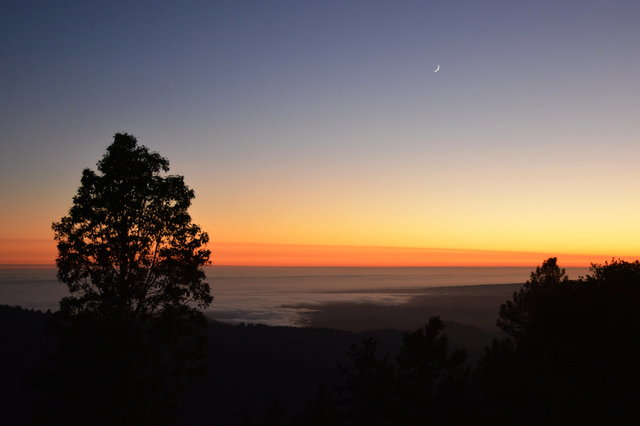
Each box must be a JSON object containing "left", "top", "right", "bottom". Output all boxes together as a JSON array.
[{"left": 2, "top": 0, "right": 640, "bottom": 266}]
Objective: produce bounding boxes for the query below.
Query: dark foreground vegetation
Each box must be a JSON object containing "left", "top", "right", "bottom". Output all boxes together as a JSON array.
[
  {"left": 3, "top": 257, "right": 640, "bottom": 425},
  {"left": 0, "top": 304, "right": 486, "bottom": 426}
]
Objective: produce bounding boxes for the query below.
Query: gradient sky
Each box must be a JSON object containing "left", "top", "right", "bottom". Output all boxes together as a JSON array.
[{"left": 2, "top": 0, "right": 640, "bottom": 265}]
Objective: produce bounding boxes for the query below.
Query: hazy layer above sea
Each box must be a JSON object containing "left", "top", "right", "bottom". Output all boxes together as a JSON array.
[{"left": 0, "top": 265, "right": 589, "bottom": 330}]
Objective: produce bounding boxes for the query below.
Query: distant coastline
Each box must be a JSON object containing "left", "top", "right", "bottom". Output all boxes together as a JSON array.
[{"left": 1, "top": 266, "right": 590, "bottom": 330}]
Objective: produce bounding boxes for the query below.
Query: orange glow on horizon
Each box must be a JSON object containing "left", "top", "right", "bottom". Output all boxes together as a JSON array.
[
  {"left": 212, "top": 242, "right": 635, "bottom": 267},
  {"left": 2, "top": 238, "right": 636, "bottom": 268},
  {"left": 0, "top": 239, "right": 57, "bottom": 265}
]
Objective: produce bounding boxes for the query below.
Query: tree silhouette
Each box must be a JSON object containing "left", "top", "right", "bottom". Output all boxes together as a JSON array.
[
  {"left": 43, "top": 133, "right": 213, "bottom": 426},
  {"left": 338, "top": 337, "right": 396, "bottom": 426},
  {"left": 330, "top": 319, "right": 469, "bottom": 426},
  {"left": 396, "top": 317, "right": 468, "bottom": 426},
  {"left": 497, "top": 257, "right": 568, "bottom": 341},
  {"left": 476, "top": 258, "right": 640, "bottom": 425},
  {"left": 52, "top": 132, "right": 212, "bottom": 318}
]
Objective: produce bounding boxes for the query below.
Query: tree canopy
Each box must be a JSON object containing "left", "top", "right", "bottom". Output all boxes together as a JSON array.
[
  {"left": 46, "top": 133, "right": 213, "bottom": 426},
  {"left": 478, "top": 258, "right": 640, "bottom": 425},
  {"left": 497, "top": 257, "right": 568, "bottom": 340},
  {"left": 52, "top": 132, "right": 212, "bottom": 319}
]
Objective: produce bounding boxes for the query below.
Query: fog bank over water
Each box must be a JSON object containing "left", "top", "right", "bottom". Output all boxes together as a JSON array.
[{"left": 0, "top": 265, "right": 589, "bottom": 327}]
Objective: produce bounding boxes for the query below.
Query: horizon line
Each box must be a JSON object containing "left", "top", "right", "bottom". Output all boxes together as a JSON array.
[{"left": 1, "top": 239, "right": 636, "bottom": 267}]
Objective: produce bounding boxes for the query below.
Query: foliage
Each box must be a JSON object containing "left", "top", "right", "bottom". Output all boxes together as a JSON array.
[
  {"left": 52, "top": 133, "right": 212, "bottom": 319},
  {"left": 478, "top": 257, "right": 640, "bottom": 425},
  {"left": 44, "top": 133, "right": 212, "bottom": 425},
  {"left": 497, "top": 257, "right": 568, "bottom": 340},
  {"left": 338, "top": 337, "right": 397, "bottom": 425},
  {"left": 324, "top": 318, "right": 469, "bottom": 426},
  {"left": 396, "top": 317, "right": 468, "bottom": 426}
]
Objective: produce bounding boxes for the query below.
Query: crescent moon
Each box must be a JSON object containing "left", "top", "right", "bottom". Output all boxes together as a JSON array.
[{"left": 434, "top": 64, "right": 440, "bottom": 72}]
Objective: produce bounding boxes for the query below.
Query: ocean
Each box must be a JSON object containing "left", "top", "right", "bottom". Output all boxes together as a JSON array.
[{"left": 0, "top": 265, "right": 590, "bottom": 327}]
